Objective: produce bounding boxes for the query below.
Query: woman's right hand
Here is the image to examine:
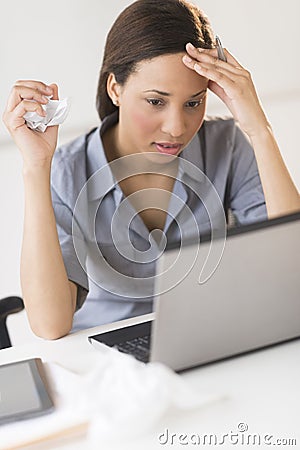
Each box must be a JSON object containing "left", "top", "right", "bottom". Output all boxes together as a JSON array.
[{"left": 2, "top": 80, "right": 59, "bottom": 169}]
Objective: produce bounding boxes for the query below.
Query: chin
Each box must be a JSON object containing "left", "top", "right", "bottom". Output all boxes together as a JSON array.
[{"left": 142, "top": 150, "right": 179, "bottom": 166}]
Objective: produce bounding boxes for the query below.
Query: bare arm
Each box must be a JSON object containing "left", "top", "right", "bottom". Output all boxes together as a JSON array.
[
  {"left": 22, "top": 164, "right": 77, "bottom": 339},
  {"left": 3, "top": 80, "right": 77, "bottom": 339},
  {"left": 249, "top": 127, "right": 300, "bottom": 218}
]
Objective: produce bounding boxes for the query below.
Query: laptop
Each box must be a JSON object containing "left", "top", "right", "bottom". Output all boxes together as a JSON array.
[{"left": 88, "top": 211, "right": 300, "bottom": 371}]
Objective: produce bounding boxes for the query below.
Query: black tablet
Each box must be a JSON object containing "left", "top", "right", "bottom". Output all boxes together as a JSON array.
[{"left": 0, "top": 358, "right": 54, "bottom": 425}]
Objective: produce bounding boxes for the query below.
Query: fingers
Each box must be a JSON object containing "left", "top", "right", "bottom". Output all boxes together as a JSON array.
[
  {"left": 182, "top": 43, "right": 265, "bottom": 135},
  {"left": 14, "top": 80, "right": 53, "bottom": 92},
  {"left": 5, "top": 100, "right": 46, "bottom": 133},
  {"left": 48, "top": 83, "right": 59, "bottom": 101},
  {"left": 185, "top": 43, "right": 243, "bottom": 70},
  {"left": 183, "top": 51, "right": 237, "bottom": 93},
  {"left": 184, "top": 43, "right": 244, "bottom": 77},
  {"left": 3, "top": 80, "right": 59, "bottom": 134},
  {"left": 183, "top": 43, "right": 246, "bottom": 82},
  {"left": 208, "top": 80, "right": 227, "bottom": 103},
  {"left": 6, "top": 80, "right": 54, "bottom": 112},
  {"left": 14, "top": 100, "right": 47, "bottom": 119},
  {"left": 182, "top": 43, "right": 251, "bottom": 99}
]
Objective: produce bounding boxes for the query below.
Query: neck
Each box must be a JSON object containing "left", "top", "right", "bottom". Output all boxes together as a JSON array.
[{"left": 102, "top": 123, "right": 179, "bottom": 176}]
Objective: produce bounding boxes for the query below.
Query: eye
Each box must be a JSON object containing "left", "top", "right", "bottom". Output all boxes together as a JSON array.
[
  {"left": 186, "top": 98, "right": 204, "bottom": 108},
  {"left": 146, "top": 98, "right": 164, "bottom": 107}
]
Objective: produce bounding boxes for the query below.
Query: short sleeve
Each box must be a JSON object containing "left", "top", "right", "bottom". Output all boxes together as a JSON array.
[
  {"left": 227, "top": 126, "right": 267, "bottom": 225},
  {"left": 51, "top": 185, "right": 89, "bottom": 310}
]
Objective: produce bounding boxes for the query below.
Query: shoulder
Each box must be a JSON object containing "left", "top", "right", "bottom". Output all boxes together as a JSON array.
[
  {"left": 51, "top": 128, "right": 97, "bottom": 205},
  {"left": 203, "top": 115, "right": 235, "bottom": 127},
  {"left": 201, "top": 116, "right": 252, "bottom": 158},
  {"left": 52, "top": 133, "right": 88, "bottom": 172},
  {"left": 201, "top": 116, "right": 239, "bottom": 145}
]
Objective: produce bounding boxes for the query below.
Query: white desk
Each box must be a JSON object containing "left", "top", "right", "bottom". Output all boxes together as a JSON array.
[{"left": 1, "top": 314, "right": 300, "bottom": 450}]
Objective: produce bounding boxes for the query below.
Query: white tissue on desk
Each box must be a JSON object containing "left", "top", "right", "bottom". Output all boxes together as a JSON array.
[
  {"left": 23, "top": 98, "right": 70, "bottom": 132},
  {"left": 0, "top": 351, "right": 224, "bottom": 449},
  {"left": 66, "top": 349, "right": 223, "bottom": 446}
]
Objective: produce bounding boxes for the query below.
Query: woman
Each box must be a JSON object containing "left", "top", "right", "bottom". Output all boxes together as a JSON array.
[{"left": 3, "top": 0, "right": 300, "bottom": 338}]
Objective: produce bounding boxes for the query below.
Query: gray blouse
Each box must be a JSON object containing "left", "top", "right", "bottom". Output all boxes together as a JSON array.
[{"left": 50, "top": 113, "right": 267, "bottom": 331}]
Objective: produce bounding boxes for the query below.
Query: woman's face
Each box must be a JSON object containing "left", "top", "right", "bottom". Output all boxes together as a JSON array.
[{"left": 111, "top": 53, "right": 208, "bottom": 161}]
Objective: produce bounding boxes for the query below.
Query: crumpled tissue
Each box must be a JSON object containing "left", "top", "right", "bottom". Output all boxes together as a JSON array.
[
  {"left": 56, "top": 348, "right": 225, "bottom": 447},
  {"left": 23, "top": 98, "right": 70, "bottom": 132},
  {"left": 0, "top": 349, "right": 225, "bottom": 449}
]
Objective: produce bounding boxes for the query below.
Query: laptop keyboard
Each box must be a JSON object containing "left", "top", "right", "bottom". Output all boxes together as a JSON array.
[
  {"left": 88, "top": 321, "right": 153, "bottom": 364},
  {"left": 114, "top": 334, "right": 151, "bottom": 363}
]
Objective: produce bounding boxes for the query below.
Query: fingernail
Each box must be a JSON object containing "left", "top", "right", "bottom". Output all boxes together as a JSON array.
[
  {"left": 195, "top": 64, "right": 202, "bottom": 73},
  {"left": 187, "top": 42, "right": 195, "bottom": 49},
  {"left": 183, "top": 55, "right": 192, "bottom": 63},
  {"left": 45, "top": 86, "right": 53, "bottom": 93},
  {"left": 42, "top": 95, "right": 49, "bottom": 102}
]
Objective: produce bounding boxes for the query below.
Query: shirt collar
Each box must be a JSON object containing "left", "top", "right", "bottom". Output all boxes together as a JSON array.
[{"left": 178, "top": 127, "right": 205, "bottom": 182}]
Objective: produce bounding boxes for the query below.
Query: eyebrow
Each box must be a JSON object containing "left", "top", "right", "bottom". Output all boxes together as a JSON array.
[{"left": 143, "top": 89, "right": 207, "bottom": 97}]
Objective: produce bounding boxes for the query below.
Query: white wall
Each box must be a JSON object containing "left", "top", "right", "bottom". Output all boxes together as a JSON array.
[
  {"left": 0, "top": 0, "right": 299, "bottom": 339},
  {"left": 1, "top": 1, "right": 300, "bottom": 149}
]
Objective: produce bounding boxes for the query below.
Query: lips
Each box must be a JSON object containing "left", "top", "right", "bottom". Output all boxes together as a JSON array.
[{"left": 154, "top": 142, "right": 182, "bottom": 155}]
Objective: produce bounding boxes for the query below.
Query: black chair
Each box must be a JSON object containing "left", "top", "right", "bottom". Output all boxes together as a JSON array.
[{"left": 0, "top": 296, "right": 24, "bottom": 349}]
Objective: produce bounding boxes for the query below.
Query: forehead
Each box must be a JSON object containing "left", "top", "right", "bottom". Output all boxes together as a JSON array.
[{"left": 124, "top": 53, "right": 207, "bottom": 94}]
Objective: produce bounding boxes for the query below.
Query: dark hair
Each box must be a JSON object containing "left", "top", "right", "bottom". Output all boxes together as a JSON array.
[{"left": 96, "top": 0, "right": 215, "bottom": 121}]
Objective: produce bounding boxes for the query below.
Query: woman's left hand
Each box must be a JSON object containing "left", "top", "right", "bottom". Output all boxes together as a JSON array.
[{"left": 182, "top": 43, "right": 269, "bottom": 138}]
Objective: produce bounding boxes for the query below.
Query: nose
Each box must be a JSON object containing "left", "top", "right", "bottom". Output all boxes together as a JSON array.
[{"left": 160, "top": 107, "right": 186, "bottom": 138}]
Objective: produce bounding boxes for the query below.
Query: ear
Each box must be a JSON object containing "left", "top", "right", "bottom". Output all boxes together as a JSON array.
[{"left": 106, "top": 73, "right": 122, "bottom": 107}]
